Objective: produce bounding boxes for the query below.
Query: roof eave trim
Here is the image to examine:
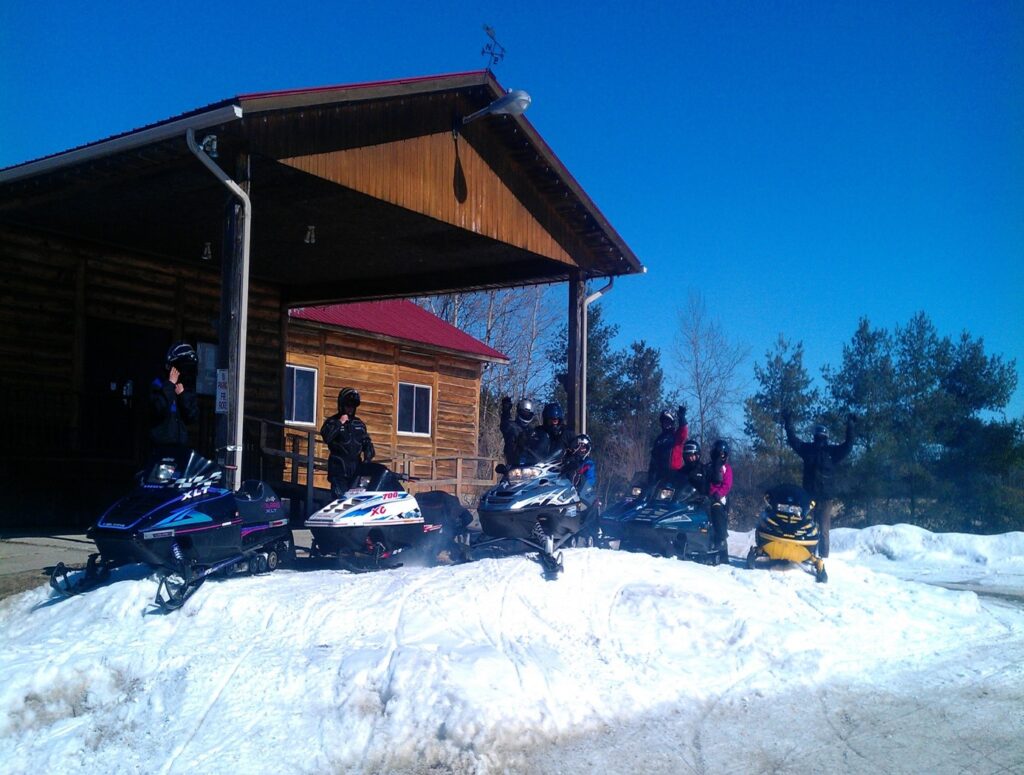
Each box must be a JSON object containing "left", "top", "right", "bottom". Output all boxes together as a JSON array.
[
  {"left": 0, "top": 104, "right": 244, "bottom": 185},
  {"left": 238, "top": 71, "right": 490, "bottom": 114}
]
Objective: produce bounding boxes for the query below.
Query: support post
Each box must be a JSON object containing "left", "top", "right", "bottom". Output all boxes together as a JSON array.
[
  {"left": 305, "top": 427, "right": 315, "bottom": 518},
  {"left": 566, "top": 272, "right": 586, "bottom": 433},
  {"left": 188, "top": 129, "right": 251, "bottom": 492}
]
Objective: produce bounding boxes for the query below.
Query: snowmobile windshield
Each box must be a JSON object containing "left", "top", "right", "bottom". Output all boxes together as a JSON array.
[
  {"left": 654, "top": 486, "right": 675, "bottom": 501},
  {"left": 143, "top": 449, "right": 218, "bottom": 485},
  {"left": 673, "top": 485, "right": 702, "bottom": 504},
  {"left": 765, "top": 484, "right": 813, "bottom": 515},
  {"left": 350, "top": 462, "right": 405, "bottom": 493},
  {"left": 507, "top": 465, "right": 543, "bottom": 482}
]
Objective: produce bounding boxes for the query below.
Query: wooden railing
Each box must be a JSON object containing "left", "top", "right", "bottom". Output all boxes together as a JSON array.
[{"left": 244, "top": 415, "right": 499, "bottom": 516}]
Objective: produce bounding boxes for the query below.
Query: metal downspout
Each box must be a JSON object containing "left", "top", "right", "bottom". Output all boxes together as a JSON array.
[
  {"left": 186, "top": 128, "right": 251, "bottom": 490},
  {"left": 581, "top": 277, "right": 614, "bottom": 435}
]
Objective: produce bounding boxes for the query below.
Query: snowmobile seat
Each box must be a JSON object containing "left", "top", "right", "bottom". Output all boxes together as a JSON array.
[{"left": 416, "top": 490, "right": 473, "bottom": 530}]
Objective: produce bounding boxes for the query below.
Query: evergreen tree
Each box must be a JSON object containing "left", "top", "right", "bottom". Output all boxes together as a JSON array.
[
  {"left": 743, "top": 335, "right": 819, "bottom": 482},
  {"left": 822, "top": 318, "right": 896, "bottom": 514},
  {"left": 820, "top": 311, "right": 1020, "bottom": 530}
]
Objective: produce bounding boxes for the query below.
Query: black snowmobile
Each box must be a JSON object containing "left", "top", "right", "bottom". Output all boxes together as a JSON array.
[
  {"left": 304, "top": 462, "right": 472, "bottom": 570},
  {"left": 472, "top": 451, "right": 594, "bottom": 578},
  {"left": 50, "top": 448, "right": 294, "bottom": 609},
  {"left": 600, "top": 472, "right": 721, "bottom": 564},
  {"left": 745, "top": 483, "right": 827, "bottom": 583}
]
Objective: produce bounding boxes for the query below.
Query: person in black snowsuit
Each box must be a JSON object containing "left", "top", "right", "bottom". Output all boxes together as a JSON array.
[
  {"left": 648, "top": 405, "right": 688, "bottom": 486},
  {"left": 675, "top": 439, "right": 706, "bottom": 492},
  {"left": 321, "top": 387, "right": 376, "bottom": 499},
  {"left": 525, "top": 402, "right": 573, "bottom": 462},
  {"left": 150, "top": 342, "right": 200, "bottom": 452},
  {"left": 499, "top": 396, "right": 537, "bottom": 467},
  {"left": 782, "top": 410, "right": 855, "bottom": 558},
  {"left": 705, "top": 439, "right": 734, "bottom": 564}
]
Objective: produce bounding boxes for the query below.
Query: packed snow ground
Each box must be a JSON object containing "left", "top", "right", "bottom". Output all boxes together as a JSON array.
[{"left": 1, "top": 526, "right": 1023, "bottom": 775}]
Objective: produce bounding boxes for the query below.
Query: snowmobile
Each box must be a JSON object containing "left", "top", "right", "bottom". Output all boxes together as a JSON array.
[
  {"left": 745, "top": 483, "right": 827, "bottom": 583},
  {"left": 49, "top": 448, "right": 294, "bottom": 610},
  {"left": 600, "top": 473, "right": 721, "bottom": 564},
  {"left": 304, "top": 462, "right": 472, "bottom": 570},
  {"left": 472, "top": 451, "right": 594, "bottom": 578}
]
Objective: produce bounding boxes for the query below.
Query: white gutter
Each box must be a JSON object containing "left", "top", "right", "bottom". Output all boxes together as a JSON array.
[
  {"left": 0, "top": 104, "right": 243, "bottom": 185},
  {"left": 186, "top": 127, "right": 251, "bottom": 491},
  {"left": 581, "top": 277, "right": 613, "bottom": 435}
]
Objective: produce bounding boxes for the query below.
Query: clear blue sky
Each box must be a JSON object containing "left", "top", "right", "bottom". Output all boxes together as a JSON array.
[{"left": 2, "top": 1, "right": 1021, "bottom": 419}]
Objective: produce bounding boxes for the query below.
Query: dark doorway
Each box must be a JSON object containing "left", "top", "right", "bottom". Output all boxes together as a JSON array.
[{"left": 82, "top": 318, "right": 171, "bottom": 463}]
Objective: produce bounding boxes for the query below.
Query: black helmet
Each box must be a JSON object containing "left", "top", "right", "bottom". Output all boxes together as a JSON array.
[
  {"left": 338, "top": 387, "right": 361, "bottom": 410},
  {"left": 165, "top": 342, "right": 197, "bottom": 372},
  {"left": 570, "top": 433, "right": 592, "bottom": 458},
  {"left": 683, "top": 439, "right": 701, "bottom": 458},
  {"left": 516, "top": 398, "right": 535, "bottom": 424},
  {"left": 659, "top": 409, "right": 676, "bottom": 427},
  {"left": 542, "top": 402, "right": 564, "bottom": 424},
  {"left": 711, "top": 439, "right": 729, "bottom": 460},
  {"left": 813, "top": 423, "right": 828, "bottom": 441}
]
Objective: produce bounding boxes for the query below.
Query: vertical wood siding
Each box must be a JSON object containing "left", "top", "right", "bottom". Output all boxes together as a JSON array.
[{"left": 281, "top": 132, "right": 574, "bottom": 266}]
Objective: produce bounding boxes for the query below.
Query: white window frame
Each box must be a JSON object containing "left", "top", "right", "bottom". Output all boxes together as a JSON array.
[
  {"left": 397, "top": 382, "right": 432, "bottom": 437},
  {"left": 284, "top": 364, "right": 318, "bottom": 426}
]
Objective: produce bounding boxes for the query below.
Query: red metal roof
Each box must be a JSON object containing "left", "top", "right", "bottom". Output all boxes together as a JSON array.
[{"left": 290, "top": 300, "right": 508, "bottom": 362}]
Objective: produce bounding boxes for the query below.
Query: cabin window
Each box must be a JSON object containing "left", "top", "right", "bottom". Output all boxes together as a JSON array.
[
  {"left": 397, "top": 382, "right": 432, "bottom": 436},
  {"left": 285, "top": 364, "right": 317, "bottom": 425}
]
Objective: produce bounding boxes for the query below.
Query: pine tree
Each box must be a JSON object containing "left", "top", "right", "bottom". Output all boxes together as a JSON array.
[{"left": 743, "top": 335, "right": 819, "bottom": 483}]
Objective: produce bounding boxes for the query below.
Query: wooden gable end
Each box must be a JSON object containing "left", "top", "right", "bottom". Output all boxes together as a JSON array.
[{"left": 279, "top": 132, "right": 574, "bottom": 266}]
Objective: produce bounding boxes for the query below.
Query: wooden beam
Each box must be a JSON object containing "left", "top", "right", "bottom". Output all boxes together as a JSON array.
[{"left": 566, "top": 272, "right": 585, "bottom": 433}]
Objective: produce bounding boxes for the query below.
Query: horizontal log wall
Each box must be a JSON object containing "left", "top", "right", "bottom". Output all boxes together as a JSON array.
[
  {"left": 285, "top": 321, "right": 482, "bottom": 493},
  {"left": 0, "top": 224, "right": 284, "bottom": 461}
]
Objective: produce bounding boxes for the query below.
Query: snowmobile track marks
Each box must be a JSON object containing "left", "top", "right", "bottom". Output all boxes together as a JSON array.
[{"left": 159, "top": 639, "right": 260, "bottom": 775}]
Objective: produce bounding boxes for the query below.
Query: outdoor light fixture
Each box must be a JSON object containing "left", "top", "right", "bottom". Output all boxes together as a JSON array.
[
  {"left": 461, "top": 89, "right": 531, "bottom": 126},
  {"left": 201, "top": 242, "right": 212, "bottom": 261},
  {"left": 304, "top": 225, "right": 316, "bottom": 245},
  {"left": 200, "top": 134, "right": 218, "bottom": 158}
]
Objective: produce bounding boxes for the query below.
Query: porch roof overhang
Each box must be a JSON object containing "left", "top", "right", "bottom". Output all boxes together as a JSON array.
[{"left": 0, "top": 71, "right": 643, "bottom": 305}]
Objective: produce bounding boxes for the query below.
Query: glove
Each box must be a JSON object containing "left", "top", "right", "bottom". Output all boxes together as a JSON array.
[
  {"left": 847, "top": 413, "right": 857, "bottom": 426},
  {"left": 781, "top": 408, "right": 791, "bottom": 424},
  {"left": 677, "top": 404, "right": 687, "bottom": 423},
  {"left": 500, "top": 395, "right": 512, "bottom": 411}
]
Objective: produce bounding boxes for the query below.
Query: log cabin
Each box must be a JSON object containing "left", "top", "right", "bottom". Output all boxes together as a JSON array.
[{"left": 283, "top": 299, "right": 508, "bottom": 499}]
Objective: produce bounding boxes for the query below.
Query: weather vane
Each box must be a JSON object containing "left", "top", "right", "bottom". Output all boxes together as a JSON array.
[{"left": 481, "top": 25, "right": 506, "bottom": 69}]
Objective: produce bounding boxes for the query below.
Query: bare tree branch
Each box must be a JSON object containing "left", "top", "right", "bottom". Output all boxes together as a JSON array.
[{"left": 672, "top": 291, "right": 750, "bottom": 444}]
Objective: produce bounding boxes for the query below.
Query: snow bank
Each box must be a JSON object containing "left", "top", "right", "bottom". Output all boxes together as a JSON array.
[
  {"left": 0, "top": 528, "right": 1022, "bottom": 774},
  {"left": 831, "top": 523, "right": 1024, "bottom": 565}
]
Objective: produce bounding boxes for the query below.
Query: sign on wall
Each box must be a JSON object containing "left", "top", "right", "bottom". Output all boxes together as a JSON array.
[{"left": 216, "top": 369, "right": 229, "bottom": 414}]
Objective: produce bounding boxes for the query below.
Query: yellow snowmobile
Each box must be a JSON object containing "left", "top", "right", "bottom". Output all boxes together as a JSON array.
[{"left": 745, "top": 483, "right": 827, "bottom": 583}]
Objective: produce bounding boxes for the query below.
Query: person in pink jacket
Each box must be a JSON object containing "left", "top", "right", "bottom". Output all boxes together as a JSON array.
[{"left": 706, "top": 439, "right": 733, "bottom": 564}]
